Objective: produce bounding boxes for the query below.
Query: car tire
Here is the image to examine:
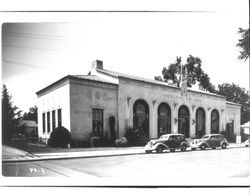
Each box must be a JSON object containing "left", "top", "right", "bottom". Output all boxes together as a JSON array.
[
  {"left": 181, "top": 145, "right": 187, "bottom": 152},
  {"left": 212, "top": 147, "right": 216, "bottom": 149},
  {"left": 145, "top": 150, "right": 152, "bottom": 154},
  {"left": 200, "top": 144, "right": 206, "bottom": 150},
  {"left": 221, "top": 143, "right": 227, "bottom": 149},
  {"left": 191, "top": 148, "right": 196, "bottom": 151},
  {"left": 170, "top": 149, "right": 175, "bottom": 152},
  {"left": 156, "top": 146, "right": 164, "bottom": 153}
]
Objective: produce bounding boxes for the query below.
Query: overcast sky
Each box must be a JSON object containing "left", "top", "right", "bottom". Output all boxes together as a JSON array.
[{"left": 1, "top": 0, "right": 249, "bottom": 112}]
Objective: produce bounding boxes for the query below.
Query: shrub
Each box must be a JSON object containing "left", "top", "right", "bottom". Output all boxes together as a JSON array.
[
  {"left": 125, "top": 127, "right": 139, "bottom": 144},
  {"left": 89, "top": 135, "right": 114, "bottom": 147},
  {"left": 221, "top": 131, "right": 236, "bottom": 143},
  {"left": 99, "top": 136, "right": 113, "bottom": 147},
  {"left": 48, "top": 126, "right": 71, "bottom": 148},
  {"left": 115, "top": 137, "right": 128, "bottom": 147},
  {"left": 70, "top": 139, "right": 90, "bottom": 148}
]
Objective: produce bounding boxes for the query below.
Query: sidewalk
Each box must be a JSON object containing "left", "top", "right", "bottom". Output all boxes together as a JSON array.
[
  {"left": 2, "top": 145, "right": 37, "bottom": 161},
  {"left": 2, "top": 145, "right": 145, "bottom": 163},
  {"left": 2, "top": 143, "right": 246, "bottom": 163}
]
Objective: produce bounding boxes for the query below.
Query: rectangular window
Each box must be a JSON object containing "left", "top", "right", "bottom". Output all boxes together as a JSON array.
[
  {"left": 92, "top": 109, "right": 103, "bottom": 136},
  {"left": 42, "top": 113, "right": 46, "bottom": 133},
  {"left": 47, "top": 112, "right": 51, "bottom": 133},
  {"left": 58, "top": 109, "right": 62, "bottom": 127},
  {"left": 52, "top": 110, "right": 56, "bottom": 130}
]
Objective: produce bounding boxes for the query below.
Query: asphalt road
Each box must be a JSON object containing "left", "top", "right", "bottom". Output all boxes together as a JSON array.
[{"left": 2, "top": 147, "right": 250, "bottom": 186}]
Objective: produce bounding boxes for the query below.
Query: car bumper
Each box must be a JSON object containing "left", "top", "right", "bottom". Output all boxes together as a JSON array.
[
  {"left": 144, "top": 144, "right": 156, "bottom": 151},
  {"left": 190, "top": 143, "right": 201, "bottom": 149}
]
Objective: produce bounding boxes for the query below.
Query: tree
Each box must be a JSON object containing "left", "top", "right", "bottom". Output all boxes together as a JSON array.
[
  {"left": 154, "top": 76, "right": 163, "bottom": 81},
  {"left": 2, "top": 85, "right": 23, "bottom": 143},
  {"left": 157, "top": 55, "right": 215, "bottom": 92},
  {"left": 237, "top": 27, "right": 249, "bottom": 61},
  {"left": 216, "top": 83, "right": 250, "bottom": 125},
  {"left": 23, "top": 106, "right": 38, "bottom": 123}
]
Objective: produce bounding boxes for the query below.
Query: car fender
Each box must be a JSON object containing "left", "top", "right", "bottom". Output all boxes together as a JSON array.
[
  {"left": 180, "top": 142, "right": 190, "bottom": 148},
  {"left": 154, "top": 143, "right": 169, "bottom": 150},
  {"left": 220, "top": 141, "right": 228, "bottom": 147},
  {"left": 199, "top": 141, "right": 209, "bottom": 148}
]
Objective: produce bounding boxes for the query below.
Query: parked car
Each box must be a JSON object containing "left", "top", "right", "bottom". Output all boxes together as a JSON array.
[
  {"left": 144, "top": 133, "right": 190, "bottom": 153},
  {"left": 191, "top": 134, "right": 229, "bottom": 150},
  {"left": 244, "top": 139, "right": 249, "bottom": 147}
]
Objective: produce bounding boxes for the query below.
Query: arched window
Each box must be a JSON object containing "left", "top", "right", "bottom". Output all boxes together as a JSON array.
[
  {"left": 178, "top": 105, "right": 190, "bottom": 137},
  {"left": 158, "top": 103, "right": 171, "bottom": 137},
  {"left": 133, "top": 99, "right": 149, "bottom": 137},
  {"left": 196, "top": 107, "right": 206, "bottom": 138},
  {"left": 211, "top": 109, "right": 219, "bottom": 134}
]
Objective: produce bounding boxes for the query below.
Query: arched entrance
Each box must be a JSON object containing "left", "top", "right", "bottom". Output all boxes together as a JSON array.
[
  {"left": 196, "top": 107, "right": 206, "bottom": 138},
  {"left": 211, "top": 109, "right": 219, "bottom": 134},
  {"left": 158, "top": 103, "right": 171, "bottom": 137},
  {"left": 178, "top": 105, "right": 190, "bottom": 137},
  {"left": 133, "top": 99, "right": 149, "bottom": 137}
]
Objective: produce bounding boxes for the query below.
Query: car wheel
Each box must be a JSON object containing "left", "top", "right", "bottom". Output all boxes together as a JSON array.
[
  {"left": 212, "top": 147, "right": 216, "bottom": 149},
  {"left": 191, "top": 148, "right": 196, "bottom": 151},
  {"left": 170, "top": 149, "right": 175, "bottom": 152},
  {"left": 156, "top": 146, "right": 164, "bottom": 153},
  {"left": 181, "top": 145, "right": 187, "bottom": 152},
  {"left": 221, "top": 143, "right": 227, "bottom": 149},
  {"left": 200, "top": 144, "right": 206, "bottom": 150},
  {"left": 145, "top": 150, "right": 152, "bottom": 154}
]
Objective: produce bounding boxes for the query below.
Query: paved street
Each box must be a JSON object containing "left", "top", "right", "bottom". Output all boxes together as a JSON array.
[{"left": 2, "top": 147, "right": 250, "bottom": 186}]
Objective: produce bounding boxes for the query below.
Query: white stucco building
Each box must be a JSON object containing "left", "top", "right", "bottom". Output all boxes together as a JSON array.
[{"left": 36, "top": 60, "right": 241, "bottom": 144}]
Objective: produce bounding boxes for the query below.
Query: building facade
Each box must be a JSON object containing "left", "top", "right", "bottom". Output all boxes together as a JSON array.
[{"left": 36, "top": 60, "right": 241, "bottom": 143}]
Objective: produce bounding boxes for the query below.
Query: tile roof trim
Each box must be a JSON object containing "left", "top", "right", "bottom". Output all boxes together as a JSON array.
[
  {"left": 36, "top": 75, "right": 118, "bottom": 96},
  {"left": 96, "top": 68, "right": 225, "bottom": 99},
  {"left": 70, "top": 75, "right": 118, "bottom": 85}
]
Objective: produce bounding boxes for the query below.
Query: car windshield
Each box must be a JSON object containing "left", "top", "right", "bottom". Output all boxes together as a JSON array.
[
  {"left": 202, "top": 135, "right": 209, "bottom": 139},
  {"left": 159, "top": 135, "right": 169, "bottom": 140}
]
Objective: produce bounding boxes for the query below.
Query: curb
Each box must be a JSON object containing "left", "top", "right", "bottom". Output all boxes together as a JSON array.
[
  {"left": 2, "top": 144, "right": 247, "bottom": 163},
  {"left": 2, "top": 151, "right": 145, "bottom": 163}
]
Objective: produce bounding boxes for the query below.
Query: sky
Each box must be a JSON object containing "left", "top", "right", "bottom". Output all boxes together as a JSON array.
[{"left": 1, "top": 0, "right": 249, "bottom": 112}]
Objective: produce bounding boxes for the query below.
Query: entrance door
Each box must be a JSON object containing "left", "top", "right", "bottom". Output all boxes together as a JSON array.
[
  {"left": 133, "top": 99, "right": 149, "bottom": 137},
  {"left": 158, "top": 103, "right": 171, "bottom": 137},
  {"left": 211, "top": 109, "right": 219, "bottom": 134},
  {"left": 226, "top": 120, "right": 234, "bottom": 141},
  {"left": 92, "top": 109, "right": 103, "bottom": 137},
  {"left": 178, "top": 105, "right": 190, "bottom": 137},
  {"left": 196, "top": 107, "right": 206, "bottom": 138}
]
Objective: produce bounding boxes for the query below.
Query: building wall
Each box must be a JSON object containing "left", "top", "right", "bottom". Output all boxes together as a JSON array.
[
  {"left": 37, "top": 72, "right": 241, "bottom": 143},
  {"left": 117, "top": 78, "right": 227, "bottom": 138},
  {"left": 37, "top": 80, "right": 70, "bottom": 142},
  {"left": 225, "top": 103, "right": 241, "bottom": 135},
  {"left": 69, "top": 79, "right": 118, "bottom": 141}
]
